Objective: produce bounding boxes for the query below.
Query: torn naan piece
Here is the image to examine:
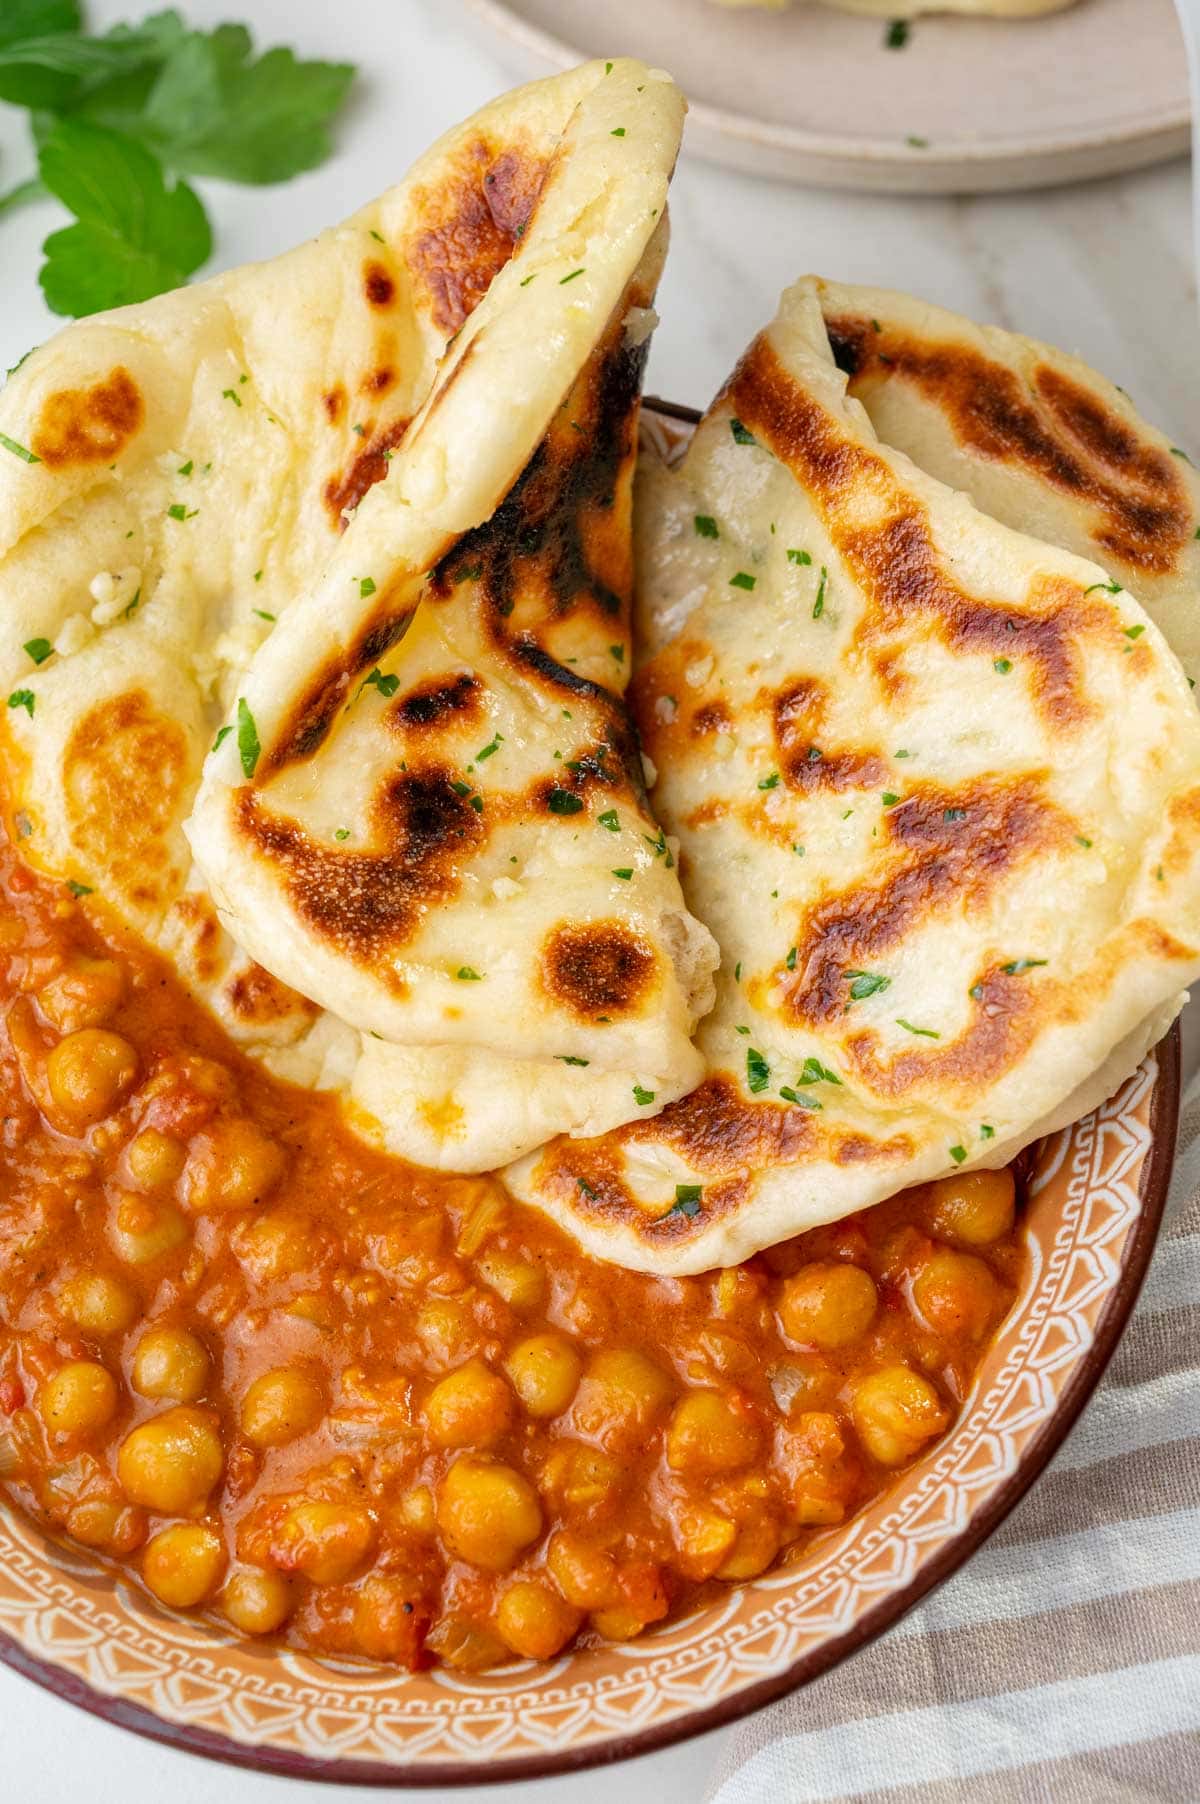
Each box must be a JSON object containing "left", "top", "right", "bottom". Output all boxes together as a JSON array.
[
  {"left": 1, "top": 59, "right": 708, "bottom": 1169},
  {"left": 813, "top": 280, "right": 1200, "bottom": 683},
  {"left": 507, "top": 277, "right": 1200, "bottom": 1274}
]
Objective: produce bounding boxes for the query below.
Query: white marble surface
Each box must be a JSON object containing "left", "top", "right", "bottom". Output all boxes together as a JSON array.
[{"left": 0, "top": 0, "right": 1194, "bottom": 1799}]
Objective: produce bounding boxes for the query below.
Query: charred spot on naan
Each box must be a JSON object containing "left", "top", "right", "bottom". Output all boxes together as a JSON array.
[
  {"left": 731, "top": 336, "right": 1110, "bottom": 733},
  {"left": 844, "top": 963, "right": 1040, "bottom": 1102},
  {"left": 31, "top": 368, "right": 144, "bottom": 469},
  {"left": 776, "top": 776, "right": 1067, "bottom": 1028},
  {"left": 540, "top": 921, "right": 656, "bottom": 1020},
  {"left": 169, "top": 892, "right": 224, "bottom": 985},
  {"left": 407, "top": 137, "right": 550, "bottom": 336},
  {"left": 236, "top": 765, "right": 484, "bottom": 970},
  {"left": 363, "top": 259, "right": 397, "bottom": 310},
  {"left": 825, "top": 313, "right": 1191, "bottom": 576},
  {"left": 262, "top": 601, "right": 420, "bottom": 776},
  {"left": 388, "top": 673, "right": 482, "bottom": 733},
  {"left": 323, "top": 415, "right": 410, "bottom": 529},
  {"left": 771, "top": 676, "right": 889, "bottom": 795},
  {"left": 226, "top": 961, "right": 319, "bottom": 1027},
  {"left": 63, "top": 691, "right": 192, "bottom": 910}
]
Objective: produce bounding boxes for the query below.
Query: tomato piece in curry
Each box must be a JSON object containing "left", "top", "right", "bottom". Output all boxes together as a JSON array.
[{"left": 0, "top": 823, "right": 1022, "bottom": 1670}]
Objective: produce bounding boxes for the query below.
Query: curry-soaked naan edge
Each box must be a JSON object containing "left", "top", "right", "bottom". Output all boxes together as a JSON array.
[
  {"left": 505, "top": 280, "right": 1200, "bottom": 1274},
  {"left": 811, "top": 277, "right": 1200, "bottom": 682}
]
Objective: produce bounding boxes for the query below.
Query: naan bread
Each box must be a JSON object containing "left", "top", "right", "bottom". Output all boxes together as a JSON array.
[
  {"left": 713, "top": 1, "right": 1077, "bottom": 15},
  {"left": 507, "top": 277, "right": 1200, "bottom": 1274},
  {"left": 813, "top": 280, "right": 1200, "bottom": 684},
  {"left": 0, "top": 59, "right": 709, "bottom": 1170}
]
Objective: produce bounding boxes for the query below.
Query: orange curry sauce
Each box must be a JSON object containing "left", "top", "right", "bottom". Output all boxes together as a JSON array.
[{"left": 0, "top": 822, "right": 1023, "bottom": 1669}]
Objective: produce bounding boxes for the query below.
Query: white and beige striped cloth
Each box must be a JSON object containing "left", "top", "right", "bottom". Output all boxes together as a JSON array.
[{"left": 707, "top": 1072, "right": 1200, "bottom": 1803}]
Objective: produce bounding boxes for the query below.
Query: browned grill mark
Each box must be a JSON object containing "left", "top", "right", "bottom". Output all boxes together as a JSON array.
[
  {"left": 772, "top": 677, "right": 888, "bottom": 795},
  {"left": 692, "top": 700, "right": 732, "bottom": 735},
  {"left": 236, "top": 767, "right": 484, "bottom": 969},
  {"left": 31, "top": 368, "right": 143, "bottom": 468},
  {"left": 540, "top": 921, "right": 656, "bottom": 1020},
  {"left": 227, "top": 962, "right": 318, "bottom": 1026},
  {"left": 824, "top": 311, "right": 1191, "bottom": 575},
  {"left": 389, "top": 673, "right": 481, "bottom": 731},
  {"left": 263, "top": 604, "right": 418, "bottom": 776},
  {"left": 729, "top": 335, "right": 1109, "bottom": 731},
  {"left": 323, "top": 416, "right": 410, "bottom": 529},
  {"left": 407, "top": 138, "right": 550, "bottom": 336},
  {"left": 363, "top": 261, "right": 396, "bottom": 309},
  {"left": 844, "top": 964, "right": 1036, "bottom": 1101},
  {"left": 778, "top": 775, "right": 1065, "bottom": 1028},
  {"left": 324, "top": 386, "right": 346, "bottom": 425},
  {"left": 62, "top": 690, "right": 190, "bottom": 910}
]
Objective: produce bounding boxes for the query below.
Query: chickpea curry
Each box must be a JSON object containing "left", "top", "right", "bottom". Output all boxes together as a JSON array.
[{"left": 0, "top": 826, "right": 1022, "bottom": 1672}]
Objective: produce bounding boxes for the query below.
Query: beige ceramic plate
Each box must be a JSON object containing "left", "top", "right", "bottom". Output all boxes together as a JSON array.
[
  {"left": 0, "top": 405, "right": 1182, "bottom": 1785},
  {"left": 461, "top": 0, "right": 1189, "bottom": 193}
]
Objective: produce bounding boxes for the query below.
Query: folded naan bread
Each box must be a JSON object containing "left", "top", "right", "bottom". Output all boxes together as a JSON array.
[
  {"left": 1, "top": 59, "right": 711, "bottom": 1169},
  {"left": 507, "top": 277, "right": 1200, "bottom": 1273},
  {"left": 812, "top": 280, "right": 1200, "bottom": 684}
]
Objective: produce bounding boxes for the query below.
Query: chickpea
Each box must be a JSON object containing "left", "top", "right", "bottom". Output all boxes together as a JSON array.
[
  {"left": 399, "top": 1484, "right": 436, "bottom": 1536},
  {"left": 131, "top": 1327, "right": 210, "bottom": 1403},
  {"left": 352, "top": 1575, "right": 428, "bottom": 1662},
  {"left": 416, "top": 1295, "right": 475, "bottom": 1365},
  {"left": 666, "top": 1390, "right": 760, "bottom": 1477},
  {"left": 570, "top": 1348, "right": 674, "bottom": 1446},
  {"left": 495, "top": 1581, "right": 581, "bottom": 1660},
  {"left": 117, "top": 1406, "right": 224, "bottom": 1513},
  {"left": 240, "top": 1368, "right": 325, "bottom": 1448},
  {"left": 590, "top": 1561, "right": 668, "bottom": 1643},
  {"left": 423, "top": 1359, "right": 512, "bottom": 1449},
  {"left": 546, "top": 1531, "right": 618, "bottom": 1611},
  {"left": 234, "top": 1212, "right": 313, "bottom": 1281},
  {"left": 504, "top": 1334, "right": 581, "bottom": 1419},
  {"left": 436, "top": 1457, "right": 542, "bottom": 1571},
  {"left": 180, "top": 1118, "right": 286, "bottom": 1213},
  {"left": 58, "top": 1273, "right": 138, "bottom": 1336},
  {"left": 109, "top": 1192, "right": 189, "bottom": 1266},
  {"left": 671, "top": 1500, "right": 738, "bottom": 1579},
  {"left": 38, "top": 1361, "right": 119, "bottom": 1438},
  {"left": 143, "top": 1522, "right": 226, "bottom": 1608},
  {"left": 38, "top": 956, "right": 124, "bottom": 1033},
  {"left": 911, "top": 1249, "right": 1001, "bottom": 1342},
  {"left": 124, "top": 1128, "right": 186, "bottom": 1192},
  {"left": 716, "top": 1516, "right": 781, "bottom": 1581},
  {"left": 852, "top": 1366, "right": 950, "bottom": 1468},
  {"left": 476, "top": 1251, "right": 545, "bottom": 1313},
  {"left": 45, "top": 1029, "right": 138, "bottom": 1127},
  {"left": 777, "top": 1263, "right": 878, "bottom": 1351},
  {"left": 920, "top": 1169, "right": 1015, "bottom": 1248},
  {"left": 274, "top": 1500, "right": 376, "bottom": 1585},
  {"left": 66, "top": 1498, "right": 146, "bottom": 1556},
  {"left": 542, "top": 1441, "right": 624, "bottom": 1512},
  {"left": 222, "top": 1567, "right": 295, "bottom": 1636}
]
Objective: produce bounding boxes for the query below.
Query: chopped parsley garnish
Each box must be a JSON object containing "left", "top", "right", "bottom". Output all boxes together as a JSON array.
[
  {"left": 1124, "top": 624, "right": 1145, "bottom": 640},
  {"left": 236, "top": 697, "right": 260, "bottom": 778},
  {"left": 178, "top": 460, "right": 193, "bottom": 476},
  {"left": 611, "top": 126, "right": 626, "bottom": 137},
  {"left": 895, "top": 748, "right": 912, "bottom": 759},
  {"left": 779, "top": 1086, "right": 821, "bottom": 1109},
  {"left": 23, "top": 638, "right": 52, "bottom": 665},
  {"left": 0, "top": 432, "right": 39, "bottom": 465},
  {"left": 846, "top": 969, "right": 890, "bottom": 1001},
  {"left": 252, "top": 609, "right": 275, "bottom": 622},
  {"left": 734, "top": 961, "right": 743, "bottom": 981},
  {"left": 66, "top": 879, "right": 93, "bottom": 898},
  {"left": 949, "top": 1144, "right": 968, "bottom": 1165},
  {"left": 167, "top": 503, "right": 197, "bottom": 521},
  {"left": 896, "top": 1018, "right": 940, "bottom": 1039},
  {"left": 798, "top": 1057, "right": 841, "bottom": 1086},
  {"left": 633, "top": 1084, "right": 655, "bottom": 1106},
  {"left": 609, "top": 643, "right": 624, "bottom": 663},
  {"left": 735, "top": 1025, "right": 750, "bottom": 1036},
  {"left": 758, "top": 771, "right": 780, "bottom": 790},
  {"left": 475, "top": 734, "right": 503, "bottom": 762},
  {"left": 222, "top": 386, "right": 242, "bottom": 407},
  {"left": 548, "top": 787, "right": 584, "bottom": 815},
  {"left": 785, "top": 946, "right": 798, "bottom": 970},
  {"left": 806, "top": 745, "right": 823, "bottom": 763},
  {"left": 1002, "top": 958, "right": 1048, "bottom": 975},
  {"left": 1171, "top": 447, "right": 1192, "bottom": 462},
  {"left": 906, "top": 134, "right": 930, "bottom": 148},
  {"left": 694, "top": 515, "right": 719, "bottom": 539},
  {"left": 980, "top": 1124, "right": 996, "bottom": 1139},
  {"left": 1083, "top": 579, "right": 1121, "bottom": 596},
  {"left": 886, "top": 18, "right": 910, "bottom": 47},
  {"left": 253, "top": 570, "right": 263, "bottom": 583},
  {"left": 943, "top": 807, "right": 966, "bottom": 823},
  {"left": 813, "top": 565, "right": 828, "bottom": 620},
  {"left": 643, "top": 827, "right": 674, "bottom": 866},
  {"left": 992, "top": 656, "right": 1015, "bottom": 676},
  {"left": 671, "top": 1184, "right": 703, "bottom": 1216},
  {"left": 746, "top": 1047, "right": 770, "bottom": 1093},
  {"left": 577, "top": 1177, "right": 598, "bottom": 1200},
  {"left": 558, "top": 1055, "right": 589, "bottom": 1066},
  {"left": 334, "top": 828, "right": 350, "bottom": 841},
  {"left": 597, "top": 808, "right": 620, "bottom": 831},
  {"left": 363, "top": 668, "right": 399, "bottom": 698},
  {"left": 612, "top": 868, "right": 633, "bottom": 881},
  {"left": 1076, "top": 835, "right": 1092, "bottom": 848},
  {"left": 787, "top": 548, "right": 812, "bottom": 566},
  {"left": 519, "top": 274, "right": 537, "bottom": 288},
  {"left": 359, "top": 576, "right": 377, "bottom": 599},
  {"left": 456, "top": 967, "right": 482, "bottom": 981},
  {"left": 882, "top": 792, "right": 900, "bottom": 807},
  {"left": 970, "top": 982, "right": 984, "bottom": 1001},
  {"left": 559, "top": 268, "right": 585, "bottom": 285},
  {"left": 730, "top": 418, "right": 756, "bottom": 446},
  {"left": 7, "top": 689, "right": 34, "bottom": 717},
  {"left": 730, "top": 571, "right": 756, "bottom": 591},
  {"left": 212, "top": 724, "right": 233, "bottom": 752}
]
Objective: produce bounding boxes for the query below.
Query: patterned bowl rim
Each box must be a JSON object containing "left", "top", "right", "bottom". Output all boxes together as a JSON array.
[{"left": 0, "top": 396, "right": 1182, "bottom": 1785}]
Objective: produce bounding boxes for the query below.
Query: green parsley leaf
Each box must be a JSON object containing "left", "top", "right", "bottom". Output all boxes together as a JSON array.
[
  {"left": 1124, "top": 624, "right": 1145, "bottom": 640},
  {"left": 757, "top": 771, "right": 780, "bottom": 790},
  {"left": 177, "top": 458, "right": 193, "bottom": 475},
  {"left": 456, "top": 966, "right": 482, "bottom": 981},
  {"left": 846, "top": 969, "right": 890, "bottom": 1001},
  {"left": 166, "top": 502, "right": 196, "bottom": 521},
  {"left": 22, "top": 637, "right": 52, "bottom": 664},
  {"left": 882, "top": 791, "right": 900, "bottom": 807},
  {"left": 7, "top": 688, "right": 34, "bottom": 716},
  {"left": 906, "top": 133, "right": 929, "bottom": 149},
  {"left": 211, "top": 723, "right": 233, "bottom": 752},
  {"left": 694, "top": 514, "right": 719, "bottom": 539},
  {"left": 334, "top": 827, "right": 350, "bottom": 841},
  {"left": 236, "top": 696, "right": 259, "bottom": 777},
  {"left": 1076, "top": 835, "right": 1092, "bottom": 848},
  {"left": 785, "top": 945, "right": 798, "bottom": 971},
  {"left": 730, "top": 571, "right": 756, "bottom": 591},
  {"left": 363, "top": 667, "right": 399, "bottom": 698},
  {"left": 633, "top": 1084, "right": 655, "bottom": 1106},
  {"left": 0, "top": 431, "right": 40, "bottom": 464},
  {"left": 734, "top": 962, "right": 742, "bottom": 981},
  {"left": 547, "top": 787, "right": 584, "bottom": 815},
  {"left": 356, "top": 576, "right": 376, "bottom": 599},
  {"left": 896, "top": 1018, "right": 940, "bottom": 1039},
  {"left": 1083, "top": 578, "right": 1121, "bottom": 596},
  {"left": 787, "top": 548, "right": 811, "bottom": 566},
  {"left": 813, "top": 564, "right": 827, "bottom": 619},
  {"left": 38, "top": 120, "right": 212, "bottom": 318},
  {"left": 671, "top": 1184, "right": 703, "bottom": 1217},
  {"left": 779, "top": 1086, "right": 822, "bottom": 1109},
  {"left": 1002, "top": 957, "right": 1048, "bottom": 975},
  {"left": 609, "top": 643, "right": 624, "bottom": 663},
  {"left": 66, "top": 877, "right": 92, "bottom": 897},
  {"left": 252, "top": 608, "right": 274, "bottom": 622},
  {"left": 980, "top": 1123, "right": 995, "bottom": 1139},
  {"left": 730, "top": 418, "right": 756, "bottom": 446},
  {"left": 559, "top": 267, "right": 585, "bottom": 284},
  {"left": 597, "top": 808, "right": 620, "bottom": 831},
  {"left": 577, "top": 1176, "right": 597, "bottom": 1200},
  {"left": 475, "top": 734, "right": 503, "bottom": 762},
  {"left": 611, "top": 867, "right": 633, "bottom": 881},
  {"left": 944, "top": 806, "right": 966, "bottom": 823},
  {"left": 222, "top": 385, "right": 242, "bottom": 406},
  {"left": 798, "top": 1057, "right": 841, "bottom": 1086},
  {"left": 994, "top": 657, "right": 1013, "bottom": 674},
  {"left": 886, "top": 19, "right": 910, "bottom": 48},
  {"left": 949, "top": 1143, "right": 967, "bottom": 1164},
  {"left": 558, "top": 1054, "right": 589, "bottom": 1066},
  {"left": 746, "top": 1047, "right": 770, "bottom": 1093}
]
